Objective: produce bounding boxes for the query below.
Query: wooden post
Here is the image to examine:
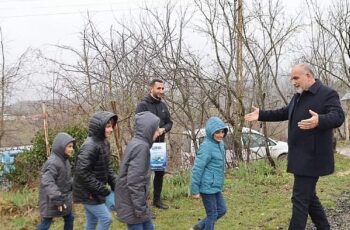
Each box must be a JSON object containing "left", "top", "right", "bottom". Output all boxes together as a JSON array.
[{"left": 42, "top": 103, "right": 50, "bottom": 157}]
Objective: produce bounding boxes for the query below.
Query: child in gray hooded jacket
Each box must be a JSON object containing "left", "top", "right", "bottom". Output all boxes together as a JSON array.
[
  {"left": 115, "top": 111, "right": 161, "bottom": 230},
  {"left": 37, "top": 132, "right": 75, "bottom": 230}
]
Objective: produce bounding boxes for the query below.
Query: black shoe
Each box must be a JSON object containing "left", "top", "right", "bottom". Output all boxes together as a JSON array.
[{"left": 153, "top": 200, "right": 169, "bottom": 209}]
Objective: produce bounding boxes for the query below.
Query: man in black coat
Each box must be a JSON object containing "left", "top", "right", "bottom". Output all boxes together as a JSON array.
[
  {"left": 136, "top": 79, "right": 173, "bottom": 210},
  {"left": 245, "top": 63, "right": 344, "bottom": 229}
]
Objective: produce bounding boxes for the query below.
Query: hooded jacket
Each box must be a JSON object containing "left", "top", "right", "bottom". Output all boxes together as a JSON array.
[
  {"left": 191, "top": 117, "right": 228, "bottom": 195},
  {"left": 115, "top": 111, "right": 160, "bottom": 224},
  {"left": 136, "top": 94, "right": 172, "bottom": 142},
  {"left": 73, "top": 111, "right": 118, "bottom": 204},
  {"left": 38, "top": 132, "right": 75, "bottom": 217}
]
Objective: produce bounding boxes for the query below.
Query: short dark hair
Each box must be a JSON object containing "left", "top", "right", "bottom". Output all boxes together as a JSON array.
[
  {"left": 107, "top": 116, "right": 118, "bottom": 128},
  {"left": 149, "top": 79, "right": 163, "bottom": 87}
]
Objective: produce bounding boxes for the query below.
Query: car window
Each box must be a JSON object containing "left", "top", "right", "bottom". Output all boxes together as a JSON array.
[
  {"left": 242, "top": 133, "right": 267, "bottom": 148},
  {"left": 267, "top": 139, "right": 276, "bottom": 146}
]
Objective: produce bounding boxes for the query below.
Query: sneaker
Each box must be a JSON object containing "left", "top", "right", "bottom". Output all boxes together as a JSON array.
[{"left": 190, "top": 224, "right": 201, "bottom": 230}]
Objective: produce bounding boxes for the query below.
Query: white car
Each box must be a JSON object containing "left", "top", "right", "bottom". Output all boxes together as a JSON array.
[{"left": 181, "top": 127, "right": 288, "bottom": 168}]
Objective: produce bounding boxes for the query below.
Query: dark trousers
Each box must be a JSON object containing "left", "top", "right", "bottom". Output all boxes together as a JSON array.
[
  {"left": 37, "top": 212, "right": 74, "bottom": 230},
  {"left": 153, "top": 170, "right": 165, "bottom": 202},
  {"left": 127, "top": 219, "right": 154, "bottom": 230},
  {"left": 288, "top": 175, "right": 330, "bottom": 230}
]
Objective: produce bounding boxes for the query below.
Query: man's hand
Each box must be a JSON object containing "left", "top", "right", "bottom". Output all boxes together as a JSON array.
[
  {"left": 298, "top": 110, "right": 319, "bottom": 130},
  {"left": 192, "top": 194, "right": 201, "bottom": 199},
  {"left": 159, "top": 128, "right": 166, "bottom": 135},
  {"left": 244, "top": 106, "right": 259, "bottom": 122}
]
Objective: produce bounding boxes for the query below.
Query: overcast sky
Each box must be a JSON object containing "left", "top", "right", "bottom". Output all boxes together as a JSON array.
[
  {"left": 0, "top": 0, "right": 171, "bottom": 61},
  {"left": 0, "top": 0, "right": 318, "bottom": 103}
]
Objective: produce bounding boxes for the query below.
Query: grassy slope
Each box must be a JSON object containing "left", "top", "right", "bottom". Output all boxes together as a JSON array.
[{"left": 1, "top": 154, "right": 350, "bottom": 230}]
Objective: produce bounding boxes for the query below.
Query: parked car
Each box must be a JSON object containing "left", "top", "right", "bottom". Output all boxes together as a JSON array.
[{"left": 181, "top": 127, "right": 288, "bottom": 168}]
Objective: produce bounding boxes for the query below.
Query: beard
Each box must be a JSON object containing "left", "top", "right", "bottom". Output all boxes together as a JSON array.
[{"left": 295, "top": 87, "right": 303, "bottom": 94}]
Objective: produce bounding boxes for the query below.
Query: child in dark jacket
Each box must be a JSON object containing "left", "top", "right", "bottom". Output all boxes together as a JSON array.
[
  {"left": 190, "top": 117, "right": 228, "bottom": 230},
  {"left": 115, "top": 111, "right": 161, "bottom": 230},
  {"left": 37, "top": 132, "right": 76, "bottom": 230},
  {"left": 73, "top": 111, "right": 118, "bottom": 230}
]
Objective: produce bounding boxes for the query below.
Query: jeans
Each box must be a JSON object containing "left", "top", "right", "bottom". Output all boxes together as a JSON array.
[
  {"left": 127, "top": 219, "right": 154, "bottom": 230},
  {"left": 196, "top": 192, "right": 227, "bottom": 230},
  {"left": 289, "top": 175, "right": 330, "bottom": 230},
  {"left": 84, "top": 203, "right": 112, "bottom": 230},
  {"left": 37, "top": 212, "right": 74, "bottom": 230}
]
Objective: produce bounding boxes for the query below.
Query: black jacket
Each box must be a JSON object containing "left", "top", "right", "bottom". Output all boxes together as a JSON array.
[
  {"left": 259, "top": 80, "right": 344, "bottom": 176},
  {"left": 136, "top": 95, "right": 172, "bottom": 142},
  {"left": 38, "top": 133, "right": 75, "bottom": 217},
  {"left": 73, "top": 111, "right": 118, "bottom": 204}
]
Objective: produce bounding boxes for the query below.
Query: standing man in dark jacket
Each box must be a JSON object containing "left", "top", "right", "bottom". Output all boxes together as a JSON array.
[
  {"left": 73, "top": 111, "right": 118, "bottom": 230},
  {"left": 245, "top": 63, "right": 345, "bottom": 230},
  {"left": 136, "top": 79, "right": 173, "bottom": 210},
  {"left": 116, "top": 111, "right": 160, "bottom": 230}
]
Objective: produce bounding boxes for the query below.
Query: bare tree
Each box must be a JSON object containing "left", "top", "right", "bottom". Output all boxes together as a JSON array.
[
  {"left": 242, "top": 0, "right": 301, "bottom": 167},
  {"left": 303, "top": 0, "right": 350, "bottom": 91},
  {"left": 0, "top": 27, "right": 28, "bottom": 147}
]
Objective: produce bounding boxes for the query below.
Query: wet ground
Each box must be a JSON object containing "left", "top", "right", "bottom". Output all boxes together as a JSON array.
[
  {"left": 306, "top": 145, "right": 350, "bottom": 230},
  {"left": 306, "top": 192, "right": 350, "bottom": 230}
]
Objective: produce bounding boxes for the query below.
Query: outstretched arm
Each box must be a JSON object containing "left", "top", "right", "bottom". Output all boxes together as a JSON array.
[{"left": 244, "top": 106, "right": 260, "bottom": 122}]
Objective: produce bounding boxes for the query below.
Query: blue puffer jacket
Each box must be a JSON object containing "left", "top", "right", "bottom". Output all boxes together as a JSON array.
[{"left": 191, "top": 117, "right": 228, "bottom": 195}]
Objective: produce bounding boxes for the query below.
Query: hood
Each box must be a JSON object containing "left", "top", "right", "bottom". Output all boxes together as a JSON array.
[
  {"left": 88, "top": 111, "right": 118, "bottom": 139},
  {"left": 134, "top": 111, "right": 160, "bottom": 146},
  {"left": 205, "top": 117, "right": 228, "bottom": 141},
  {"left": 52, "top": 132, "right": 76, "bottom": 159},
  {"left": 143, "top": 94, "right": 161, "bottom": 104}
]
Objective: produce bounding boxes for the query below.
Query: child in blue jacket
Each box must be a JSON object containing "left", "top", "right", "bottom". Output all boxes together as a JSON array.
[{"left": 190, "top": 117, "right": 228, "bottom": 230}]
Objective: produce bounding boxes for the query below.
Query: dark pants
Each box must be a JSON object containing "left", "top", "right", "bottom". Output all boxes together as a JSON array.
[
  {"left": 37, "top": 212, "right": 74, "bottom": 230},
  {"left": 153, "top": 170, "right": 165, "bottom": 202},
  {"left": 289, "top": 175, "right": 330, "bottom": 230},
  {"left": 127, "top": 219, "right": 154, "bottom": 230}
]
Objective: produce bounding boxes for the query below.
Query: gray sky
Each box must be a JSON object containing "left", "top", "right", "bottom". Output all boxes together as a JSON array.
[
  {"left": 0, "top": 0, "right": 168, "bottom": 61},
  {"left": 0, "top": 0, "right": 313, "bottom": 103}
]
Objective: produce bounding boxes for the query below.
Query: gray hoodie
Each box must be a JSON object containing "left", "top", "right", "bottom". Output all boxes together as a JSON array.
[
  {"left": 115, "top": 111, "right": 160, "bottom": 224},
  {"left": 38, "top": 132, "right": 75, "bottom": 217}
]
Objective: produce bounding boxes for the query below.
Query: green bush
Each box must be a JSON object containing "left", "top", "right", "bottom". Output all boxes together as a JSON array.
[{"left": 5, "top": 123, "right": 88, "bottom": 188}]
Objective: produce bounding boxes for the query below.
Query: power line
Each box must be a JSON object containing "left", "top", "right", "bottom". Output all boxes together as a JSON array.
[
  {"left": 0, "top": 0, "right": 170, "bottom": 19},
  {"left": 0, "top": 8, "right": 144, "bottom": 19}
]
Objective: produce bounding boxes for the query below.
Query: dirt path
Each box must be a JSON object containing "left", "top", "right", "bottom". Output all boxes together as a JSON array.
[
  {"left": 305, "top": 145, "right": 350, "bottom": 229},
  {"left": 306, "top": 192, "right": 350, "bottom": 230}
]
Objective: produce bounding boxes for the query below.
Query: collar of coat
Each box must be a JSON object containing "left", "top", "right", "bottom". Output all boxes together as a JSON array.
[{"left": 306, "top": 79, "right": 321, "bottom": 95}]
